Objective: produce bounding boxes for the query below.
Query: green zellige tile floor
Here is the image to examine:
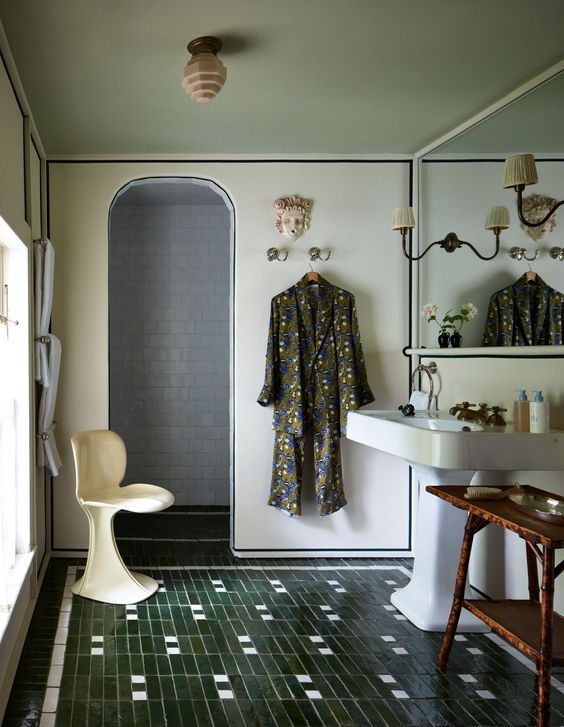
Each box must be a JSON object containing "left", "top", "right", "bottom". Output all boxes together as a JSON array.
[{"left": 4, "top": 508, "right": 564, "bottom": 726}]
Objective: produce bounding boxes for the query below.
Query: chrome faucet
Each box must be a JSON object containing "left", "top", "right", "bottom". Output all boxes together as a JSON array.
[{"left": 410, "top": 361, "right": 437, "bottom": 409}]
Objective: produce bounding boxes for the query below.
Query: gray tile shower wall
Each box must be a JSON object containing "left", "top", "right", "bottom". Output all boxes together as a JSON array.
[{"left": 109, "top": 203, "right": 231, "bottom": 506}]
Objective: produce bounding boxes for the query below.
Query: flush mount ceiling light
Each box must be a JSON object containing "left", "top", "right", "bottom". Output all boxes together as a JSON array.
[
  {"left": 182, "top": 36, "right": 226, "bottom": 104},
  {"left": 392, "top": 206, "right": 509, "bottom": 260},
  {"left": 503, "top": 153, "right": 564, "bottom": 227}
]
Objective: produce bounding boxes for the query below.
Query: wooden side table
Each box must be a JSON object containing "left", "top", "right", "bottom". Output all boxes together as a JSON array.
[{"left": 427, "top": 484, "right": 564, "bottom": 727}]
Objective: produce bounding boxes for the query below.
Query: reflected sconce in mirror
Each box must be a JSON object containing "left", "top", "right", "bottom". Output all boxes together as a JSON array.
[
  {"left": 392, "top": 206, "right": 510, "bottom": 261},
  {"left": 503, "top": 154, "right": 564, "bottom": 227}
]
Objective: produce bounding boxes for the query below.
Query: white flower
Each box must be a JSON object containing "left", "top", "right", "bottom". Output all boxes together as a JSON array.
[
  {"left": 421, "top": 303, "right": 438, "bottom": 319},
  {"left": 463, "top": 302, "right": 478, "bottom": 319}
]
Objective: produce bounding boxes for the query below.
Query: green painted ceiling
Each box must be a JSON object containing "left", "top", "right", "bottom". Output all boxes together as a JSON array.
[{"left": 1, "top": 0, "right": 564, "bottom": 156}]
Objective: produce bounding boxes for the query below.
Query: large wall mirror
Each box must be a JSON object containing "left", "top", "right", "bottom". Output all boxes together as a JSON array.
[{"left": 416, "top": 70, "right": 564, "bottom": 351}]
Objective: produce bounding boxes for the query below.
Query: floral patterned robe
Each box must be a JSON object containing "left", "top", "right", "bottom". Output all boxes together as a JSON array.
[
  {"left": 258, "top": 274, "right": 374, "bottom": 516},
  {"left": 482, "top": 273, "right": 564, "bottom": 346}
]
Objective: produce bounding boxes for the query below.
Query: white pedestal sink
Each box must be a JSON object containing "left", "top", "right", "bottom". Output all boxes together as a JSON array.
[{"left": 346, "top": 409, "right": 564, "bottom": 631}]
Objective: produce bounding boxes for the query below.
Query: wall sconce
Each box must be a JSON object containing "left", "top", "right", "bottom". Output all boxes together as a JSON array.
[
  {"left": 391, "top": 206, "right": 509, "bottom": 261},
  {"left": 182, "top": 36, "right": 226, "bottom": 104},
  {"left": 550, "top": 247, "right": 564, "bottom": 261},
  {"left": 503, "top": 154, "right": 564, "bottom": 227}
]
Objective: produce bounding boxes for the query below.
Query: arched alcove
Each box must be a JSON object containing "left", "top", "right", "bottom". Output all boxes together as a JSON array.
[{"left": 108, "top": 177, "right": 233, "bottom": 506}]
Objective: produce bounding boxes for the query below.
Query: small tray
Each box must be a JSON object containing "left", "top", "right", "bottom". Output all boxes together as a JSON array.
[{"left": 508, "top": 493, "right": 564, "bottom": 525}]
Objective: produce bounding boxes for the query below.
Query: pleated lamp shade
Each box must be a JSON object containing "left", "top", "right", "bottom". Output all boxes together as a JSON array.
[
  {"left": 182, "top": 36, "right": 227, "bottom": 104},
  {"left": 485, "top": 206, "right": 510, "bottom": 230},
  {"left": 392, "top": 206, "right": 416, "bottom": 230},
  {"left": 503, "top": 154, "right": 538, "bottom": 188}
]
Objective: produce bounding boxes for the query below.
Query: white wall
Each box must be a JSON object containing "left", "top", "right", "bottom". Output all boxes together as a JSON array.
[{"left": 49, "top": 159, "right": 414, "bottom": 555}]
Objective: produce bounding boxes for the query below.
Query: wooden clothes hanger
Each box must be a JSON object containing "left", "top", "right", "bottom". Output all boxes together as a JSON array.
[
  {"left": 306, "top": 263, "right": 319, "bottom": 283},
  {"left": 525, "top": 263, "right": 537, "bottom": 283}
]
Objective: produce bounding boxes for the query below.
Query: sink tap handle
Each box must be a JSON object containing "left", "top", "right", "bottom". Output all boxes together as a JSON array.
[{"left": 398, "top": 403, "right": 415, "bottom": 417}]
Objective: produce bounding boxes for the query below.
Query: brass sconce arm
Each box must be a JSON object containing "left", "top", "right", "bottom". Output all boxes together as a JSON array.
[
  {"left": 515, "top": 186, "right": 564, "bottom": 228},
  {"left": 393, "top": 206, "right": 508, "bottom": 262},
  {"left": 399, "top": 228, "right": 502, "bottom": 261}
]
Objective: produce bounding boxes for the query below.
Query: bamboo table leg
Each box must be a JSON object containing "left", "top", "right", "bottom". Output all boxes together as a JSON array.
[
  {"left": 526, "top": 541, "right": 540, "bottom": 603},
  {"left": 537, "top": 545, "right": 555, "bottom": 727},
  {"left": 437, "top": 513, "right": 489, "bottom": 671}
]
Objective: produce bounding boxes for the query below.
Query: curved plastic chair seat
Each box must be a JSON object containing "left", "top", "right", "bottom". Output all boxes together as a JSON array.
[
  {"left": 70, "top": 430, "right": 175, "bottom": 604},
  {"left": 82, "top": 483, "right": 175, "bottom": 512}
]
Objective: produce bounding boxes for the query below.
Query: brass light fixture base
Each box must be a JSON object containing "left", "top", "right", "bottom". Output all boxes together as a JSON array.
[{"left": 187, "top": 36, "right": 223, "bottom": 56}]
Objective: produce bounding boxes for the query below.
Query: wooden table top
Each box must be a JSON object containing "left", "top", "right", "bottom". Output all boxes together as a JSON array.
[{"left": 426, "top": 485, "right": 564, "bottom": 547}]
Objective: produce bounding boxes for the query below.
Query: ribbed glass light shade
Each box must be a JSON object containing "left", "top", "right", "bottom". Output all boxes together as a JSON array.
[
  {"left": 182, "top": 52, "right": 227, "bottom": 103},
  {"left": 485, "top": 206, "right": 510, "bottom": 230},
  {"left": 392, "top": 206, "right": 416, "bottom": 230},
  {"left": 503, "top": 154, "right": 538, "bottom": 188}
]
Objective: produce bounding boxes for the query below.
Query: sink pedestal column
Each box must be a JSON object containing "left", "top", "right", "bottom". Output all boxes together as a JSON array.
[{"left": 391, "top": 464, "right": 488, "bottom": 632}]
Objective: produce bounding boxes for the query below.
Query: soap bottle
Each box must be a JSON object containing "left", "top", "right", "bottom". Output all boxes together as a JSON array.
[
  {"left": 514, "top": 389, "right": 529, "bottom": 432},
  {"left": 529, "top": 390, "right": 550, "bottom": 433}
]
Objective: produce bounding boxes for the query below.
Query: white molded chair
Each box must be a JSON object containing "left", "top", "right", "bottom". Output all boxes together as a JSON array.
[{"left": 70, "top": 429, "right": 174, "bottom": 604}]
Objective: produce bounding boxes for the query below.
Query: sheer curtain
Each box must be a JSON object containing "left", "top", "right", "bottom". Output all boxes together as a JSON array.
[{"left": 0, "top": 324, "right": 16, "bottom": 611}]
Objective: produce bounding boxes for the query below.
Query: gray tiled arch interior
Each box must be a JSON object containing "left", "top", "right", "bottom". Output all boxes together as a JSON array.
[{"left": 109, "top": 178, "right": 231, "bottom": 506}]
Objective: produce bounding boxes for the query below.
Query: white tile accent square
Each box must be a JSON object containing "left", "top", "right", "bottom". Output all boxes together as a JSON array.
[
  {"left": 261, "top": 614, "right": 273, "bottom": 621},
  {"left": 126, "top": 614, "right": 138, "bottom": 621},
  {"left": 297, "top": 675, "right": 313, "bottom": 683},
  {"left": 335, "top": 588, "right": 346, "bottom": 593},
  {"left": 393, "top": 647, "right": 408, "bottom": 655},
  {"left": 91, "top": 636, "right": 104, "bottom": 643},
  {"left": 310, "top": 636, "right": 324, "bottom": 643},
  {"left": 47, "top": 665, "right": 63, "bottom": 688},
  {"left": 238, "top": 635, "right": 252, "bottom": 643},
  {"left": 194, "top": 614, "right": 207, "bottom": 620},
  {"left": 126, "top": 605, "right": 137, "bottom": 611},
  {"left": 42, "top": 687, "right": 59, "bottom": 713},
  {"left": 305, "top": 690, "right": 322, "bottom": 699},
  {"left": 318, "top": 647, "right": 333, "bottom": 655},
  {"left": 381, "top": 635, "right": 396, "bottom": 642},
  {"left": 394, "top": 614, "right": 407, "bottom": 621},
  {"left": 211, "top": 579, "right": 223, "bottom": 585},
  {"left": 90, "top": 648, "right": 104, "bottom": 656},
  {"left": 454, "top": 634, "right": 468, "bottom": 641},
  {"left": 165, "top": 636, "right": 177, "bottom": 643},
  {"left": 320, "top": 605, "right": 332, "bottom": 611},
  {"left": 255, "top": 605, "right": 268, "bottom": 611},
  {"left": 243, "top": 647, "right": 257, "bottom": 655},
  {"left": 275, "top": 587, "right": 287, "bottom": 593},
  {"left": 459, "top": 674, "right": 477, "bottom": 683},
  {"left": 131, "top": 676, "right": 146, "bottom": 684},
  {"left": 476, "top": 690, "right": 495, "bottom": 699},
  {"left": 218, "top": 690, "right": 234, "bottom": 699},
  {"left": 190, "top": 604, "right": 203, "bottom": 611},
  {"left": 132, "top": 691, "right": 147, "bottom": 701},
  {"left": 51, "top": 646, "right": 65, "bottom": 666},
  {"left": 216, "top": 587, "right": 227, "bottom": 592},
  {"left": 379, "top": 674, "right": 396, "bottom": 683},
  {"left": 167, "top": 647, "right": 180, "bottom": 655},
  {"left": 383, "top": 605, "right": 396, "bottom": 611},
  {"left": 392, "top": 690, "right": 409, "bottom": 699},
  {"left": 54, "top": 628, "right": 68, "bottom": 645},
  {"left": 328, "top": 614, "right": 341, "bottom": 621},
  {"left": 385, "top": 580, "right": 397, "bottom": 585},
  {"left": 270, "top": 580, "right": 282, "bottom": 585},
  {"left": 467, "top": 647, "right": 483, "bottom": 655},
  {"left": 326, "top": 580, "right": 339, "bottom": 585},
  {"left": 214, "top": 674, "right": 229, "bottom": 683}
]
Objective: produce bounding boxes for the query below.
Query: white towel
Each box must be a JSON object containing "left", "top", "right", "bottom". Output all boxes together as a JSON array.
[{"left": 409, "top": 390, "right": 437, "bottom": 410}]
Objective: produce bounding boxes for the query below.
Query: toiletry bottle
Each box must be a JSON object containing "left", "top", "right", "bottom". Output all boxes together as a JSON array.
[
  {"left": 514, "top": 389, "right": 529, "bottom": 432},
  {"left": 529, "top": 390, "right": 550, "bottom": 433}
]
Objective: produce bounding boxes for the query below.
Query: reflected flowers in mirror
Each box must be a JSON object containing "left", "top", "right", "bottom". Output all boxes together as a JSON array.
[{"left": 422, "top": 302, "right": 478, "bottom": 332}]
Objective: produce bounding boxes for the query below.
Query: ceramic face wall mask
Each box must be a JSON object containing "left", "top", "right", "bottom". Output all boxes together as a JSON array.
[{"left": 274, "top": 195, "right": 312, "bottom": 240}]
